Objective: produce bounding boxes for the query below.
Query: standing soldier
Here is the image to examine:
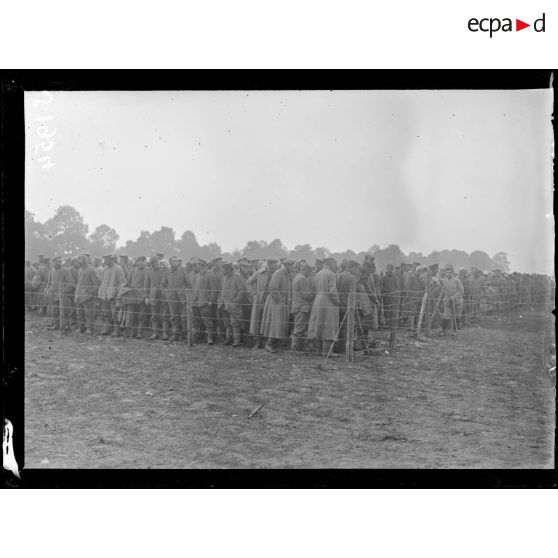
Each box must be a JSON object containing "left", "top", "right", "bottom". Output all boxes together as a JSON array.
[
  {"left": 380, "top": 264, "right": 401, "bottom": 331},
  {"left": 118, "top": 255, "right": 130, "bottom": 278},
  {"left": 192, "top": 259, "right": 216, "bottom": 344},
  {"left": 25, "top": 260, "right": 36, "bottom": 311},
  {"left": 290, "top": 262, "right": 315, "bottom": 351},
  {"left": 260, "top": 259, "right": 294, "bottom": 353},
  {"left": 162, "top": 256, "right": 191, "bottom": 342},
  {"left": 144, "top": 256, "right": 170, "bottom": 340},
  {"left": 74, "top": 254, "right": 101, "bottom": 335},
  {"left": 98, "top": 254, "right": 126, "bottom": 336},
  {"left": 307, "top": 257, "right": 340, "bottom": 357},
  {"left": 440, "top": 265, "right": 464, "bottom": 336},
  {"left": 237, "top": 258, "right": 255, "bottom": 344},
  {"left": 35, "top": 256, "right": 51, "bottom": 315},
  {"left": 218, "top": 262, "right": 247, "bottom": 347},
  {"left": 336, "top": 260, "right": 359, "bottom": 354},
  {"left": 125, "top": 255, "right": 147, "bottom": 338},
  {"left": 45, "top": 256, "right": 75, "bottom": 333},
  {"left": 208, "top": 259, "right": 224, "bottom": 341},
  {"left": 246, "top": 259, "right": 278, "bottom": 349}
]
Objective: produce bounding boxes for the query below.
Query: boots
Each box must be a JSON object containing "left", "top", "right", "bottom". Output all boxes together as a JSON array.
[
  {"left": 161, "top": 323, "right": 169, "bottom": 341},
  {"left": 224, "top": 327, "right": 233, "bottom": 345},
  {"left": 441, "top": 319, "right": 449, "bottom": 336},
  {"left": 291, "top": 336, "right": 303, "bottom": 351},
  {"left": 111, "top": 325, "right": 121, "bottom": 337},
  {"left": 253, "top": 336, "right": 263, "bottom": 349},
  {"left": 232, "top": 326, "right": 241, "bottom": 347},
  {"left": 265, "top": 338, "right": 277, "bottom": 353}
]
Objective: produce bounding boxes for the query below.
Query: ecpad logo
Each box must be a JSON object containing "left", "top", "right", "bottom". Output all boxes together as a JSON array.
[{"left": 468, "top": 13, "right": 546, "bottom": 37}]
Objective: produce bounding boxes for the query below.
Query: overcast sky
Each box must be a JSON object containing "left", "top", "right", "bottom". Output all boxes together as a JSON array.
[{"left": 25, "top": 89, "right": 553, "bottom": 273}]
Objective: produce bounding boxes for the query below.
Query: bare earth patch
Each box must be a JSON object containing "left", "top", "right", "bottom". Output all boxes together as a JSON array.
[{"left": 24, "top": 310, "right": 555, "bottom": 469}]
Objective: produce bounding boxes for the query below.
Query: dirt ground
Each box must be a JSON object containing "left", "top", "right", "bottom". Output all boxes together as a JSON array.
[{"left": 24, "top": 309, "right": 555, "bottom": 469}]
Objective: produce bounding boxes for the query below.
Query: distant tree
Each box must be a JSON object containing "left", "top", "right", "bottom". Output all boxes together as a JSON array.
[
  {"left": 290, "top": 244, "right": 315, "bottom": 262},
  {"left": 492, "top": 252, "right": 511, "bottom": 273},
  {"left": 469, "top": 250, "right": 493, "bottom": 271},
  {"left": 44, "top": 205, "right": 89, "bottom": 257},
  {"left": 25, "top": 210, "right": 51, "bottom": 259},
  {"left": 266, "top": 239, "right": 288, "bottom": 260},
  {"left": 178, "top": 230, "right": 200, "bottom": 259},
  {"left": 373, "top": 244, "right": 406, "bottom": 270},
  {"left": 89, "top": 224, "right": 119, "bottom": 255},
  {"left": 149, "top": 226, "right": 177, "bottom": 258}
]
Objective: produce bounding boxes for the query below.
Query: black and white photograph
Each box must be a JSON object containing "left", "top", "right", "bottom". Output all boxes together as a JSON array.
[{"left": 13, "top": 82, "right": 556, "bottom": 476}]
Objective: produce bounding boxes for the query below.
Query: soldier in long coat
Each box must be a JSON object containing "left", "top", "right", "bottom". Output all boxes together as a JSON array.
[
  {"left": 25, "top": 260, "right": 36, "bottom": 311},
  {"left": 246, "top": 259, "right": 278, "bottom": 348},
  {"left": 237, "top": 258, "right": 254, "bottom": 341},
  {"left": 218, "top": 262, "right": 247, "bottom": 347},
  {"left": 290, "top": 262, "right": 315, "bottom": 350},
  {"left": 74, "top": 254, "right": 101, "bottom": 334},
  {"left": 125, "top": 255, "right": 147, "bottom": 338},
  {"left": 335, "top": 261, "right": 359, "bottom": 354},
  {"left": 260, "top": 260, "right": 294, "bottom": 353},
  {"left": 307, "top": 258, "right": 340, "bottom": 356},
  {"left": 190, "top": 259, "right": 215, "bottom": 343},
  {"left": 380, "top": 264, "right": 401, "bottom": 329},
  {"left": 98, "top": 254, "right": 126, "bottom": 336},
  {"left": 143, "top": 256, "right": 170, "bottom": 340},
  {"left": 35, "top": 256, "right": 51, "bottom": 314},
  {"left": 45, "top": 256, "right": 75, "bottom": 333},
  {"left": 162, "top": 256, "right": 191, "bottom": 342}
]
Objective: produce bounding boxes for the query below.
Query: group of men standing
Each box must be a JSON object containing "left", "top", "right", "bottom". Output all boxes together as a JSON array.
[{"left": 25, "top": 253, "right": 553, "bottom": 354}]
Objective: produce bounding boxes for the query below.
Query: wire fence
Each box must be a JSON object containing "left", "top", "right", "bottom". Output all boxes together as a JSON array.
[{"left": 24, "top": 283, "right": 554, "bottom": 335}]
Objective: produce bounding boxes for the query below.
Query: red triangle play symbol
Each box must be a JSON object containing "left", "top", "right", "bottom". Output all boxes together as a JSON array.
[{"left": 516, "top": 19, "right": 530, "bottom": 31}]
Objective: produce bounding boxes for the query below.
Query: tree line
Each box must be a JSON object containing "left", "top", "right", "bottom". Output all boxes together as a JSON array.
[{"left": 25, "top": 205, "right": 512, "bottom": 272}]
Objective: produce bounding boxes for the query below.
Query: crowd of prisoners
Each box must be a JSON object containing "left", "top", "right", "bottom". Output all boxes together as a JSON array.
[{"left": 25, "top": 252, "right": 554, "bottom": 356}]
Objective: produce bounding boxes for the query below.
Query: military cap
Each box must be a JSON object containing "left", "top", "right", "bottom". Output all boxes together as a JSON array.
[
  {"left": 445, "top": 264, "right": 454, "bottom": 271},
  {"left": 238, "top": 256, "right": 250, "bottom": 264},
  {"left": 221, "top": 262, "right": 234, "bottom": 272},
  {"left": 103, "top": 253, "right": 115, "bottom": 259},
  {"left": 267, "top": 258, "right": 278, "bottom": 264},
  {"left": 315, "top": 258, "right": 323, "bottom": 265},
  {"left": 429, "top": 263, "right": 439, "bottom": 273},
  {"left": 250, "top": 259, "right": 260, "bottom": 265},
  {"left": 323, "top": 257, "right": 336, "bottom": 264},
  {"left": 119, "top": 254, "right": 129, "bottom": 260},
  {"left": 156, "top": 253, "right": 165, "bottom": 259},
  {"left": 43, "top": 256, "right": 51, "bottom": 262},
  {"left": 52, "top": 256, "right": 62, "bottom": 261},
  {"left": 136, "top": 256, "right": 146, "bottom": 262},
  {"left": 210, "top": 257, "right": 223, "bottom": 264},
  {"left": 413, "top": 262, "right": 421, "bottom": 267},
  {"left": 197, "top": 258, "right": 208, "bottom": 267},
  {"left": 282, "top": 258, "right": 295, "bottom": 266},
  {"left": 416, "top": 264, "right": 429, "bottom": 273},
  {"left": 149, "top": 255, "right": 159, "bottom": 263}
]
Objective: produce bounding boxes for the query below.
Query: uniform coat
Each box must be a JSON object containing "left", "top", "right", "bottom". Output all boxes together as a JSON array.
[
  {"left": 246, "top": 268, "right": 272, "bottom": 336},
  {"left": 307, "top": 268, "right": 340, "bottom": 341},
  {"left": 98, "top": 264, "right": 126, "bottom": 301},
  {"left": 260, "top": 267, "right": 291, "bottom": 339},
  {"left": 381, "top": 272, "right": 401, "bottom": 327},
  {"left": 74, "top": 265, "right": 101, "bottom": 304}
]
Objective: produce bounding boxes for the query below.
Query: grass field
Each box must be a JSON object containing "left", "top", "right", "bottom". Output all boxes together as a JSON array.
[{"left": 24, "top": 309, "right": 555, "bottom": 469}]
